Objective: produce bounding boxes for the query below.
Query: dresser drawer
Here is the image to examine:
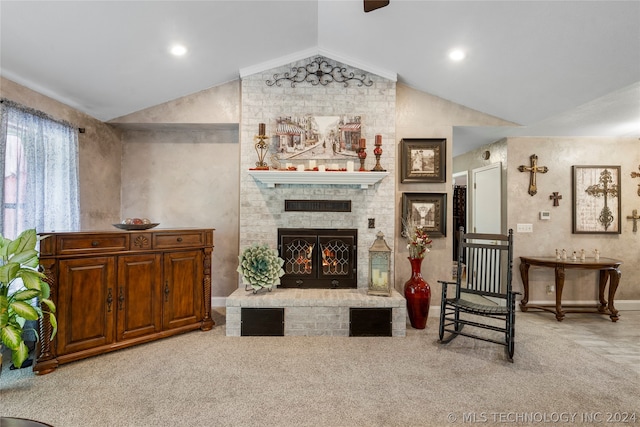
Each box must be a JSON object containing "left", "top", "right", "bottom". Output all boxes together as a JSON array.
[
  {"left": 57, "top": 234, "right": 129, "bottom": 255},
  {"left": 153, "top": 231, "right": 205, "bottom": 249}
]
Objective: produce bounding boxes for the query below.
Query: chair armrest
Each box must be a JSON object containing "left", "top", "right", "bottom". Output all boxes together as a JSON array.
[
  {"left": 437, "top": 280, "right": 457, "bottom": 286},
  {"left": 437, "top": 280, "right": 458, "bottom": 298}
]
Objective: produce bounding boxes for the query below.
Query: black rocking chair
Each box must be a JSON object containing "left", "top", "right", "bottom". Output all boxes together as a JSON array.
[{"left": 438, "top": 228, "right": 518, "bottom": 361}]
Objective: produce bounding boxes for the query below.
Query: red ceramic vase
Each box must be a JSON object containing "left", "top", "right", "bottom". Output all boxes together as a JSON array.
[{"left": 404, "top": 257, "right": 431, "bottom": 329}]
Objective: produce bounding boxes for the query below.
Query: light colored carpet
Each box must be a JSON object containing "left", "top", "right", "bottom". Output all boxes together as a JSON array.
[{"left": 1, "top": 309, "right": 638, "bottom": 427}]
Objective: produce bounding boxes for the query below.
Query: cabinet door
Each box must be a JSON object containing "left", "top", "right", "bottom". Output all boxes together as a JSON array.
[
  {"left": 57, "top": 257, "right": 116, "bottom": 355},
  {"left": 117, "top": 254, "right": 163, "bottom": 341},
  {"left": 163, "top": 250, "right": 203, "bottom": 330}
]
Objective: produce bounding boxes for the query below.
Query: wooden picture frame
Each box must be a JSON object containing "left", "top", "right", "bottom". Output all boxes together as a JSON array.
[
  {"left": 400, "top": 138, "right": 446, "bottom": 183},
  {"left": 572, "top": 165, "right": 621, "bottom": 234},
  {"left": 402, "top": 193, "right": 447, "bottom": 238}
]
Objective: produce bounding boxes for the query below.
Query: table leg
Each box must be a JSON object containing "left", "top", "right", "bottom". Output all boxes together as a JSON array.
[
  {"left": 607, "top": 268, "right": 621, "bottom": 322},
  {"left": 519, "top": 261, "right": 531, "bottom": 311},
  {"left": 554, "top": 265, "right": 565, "bottom": 321},
  {"left": 597, "top": 270, "right": 608, "bottom": 313}
]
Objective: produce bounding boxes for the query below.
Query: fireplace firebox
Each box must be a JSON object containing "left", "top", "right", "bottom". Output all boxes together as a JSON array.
[{"left": 278, "top": 228, "right": 357, "bottom": 288}]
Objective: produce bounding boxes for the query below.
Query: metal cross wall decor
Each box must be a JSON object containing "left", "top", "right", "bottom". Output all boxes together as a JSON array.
[
  {"left": 549, "top": 192, "right": 562, "bottom": 206},
  {"left": 266, "top": 57, "right": 374, "bottom": 88},
  {"left": 627, "top": 209, "right": 639, "bottom": 232},
  {"left": 518, "top": 154, "right": 548, "bottom": 196},
  {"left": 585, "top": 169, "right": 619, "bottom": 231},
  {"left": 631, "top": 165, "right": 640, "bottom": 196}
]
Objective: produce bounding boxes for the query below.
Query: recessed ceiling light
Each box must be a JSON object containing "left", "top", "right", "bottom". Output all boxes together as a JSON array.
[
  {"left": 170, "top": 44, "right": 188, "bottom": 57},
  {"left": 449, "top": 49, "right": 466, "bottom": 61}
]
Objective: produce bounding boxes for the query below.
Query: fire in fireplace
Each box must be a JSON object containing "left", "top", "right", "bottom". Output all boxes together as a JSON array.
[{"left": 277, "top": 228, "right": 357, "bottom": 288}]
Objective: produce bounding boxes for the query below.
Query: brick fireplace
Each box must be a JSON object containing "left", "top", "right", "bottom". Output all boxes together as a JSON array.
[{"left": 225, "top": 55, "right": 405, "bottom": 337}]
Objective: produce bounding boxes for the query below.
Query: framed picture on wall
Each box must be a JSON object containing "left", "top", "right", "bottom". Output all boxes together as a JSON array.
[
  {"left": 402, "top": 193, "right": 447, "bottom": 238},
  {"left": 572, "top": 165, "right": 621, "bottom": 234},
  {"left": 400, "top": 138, "right": 446, "bottom": 183}
]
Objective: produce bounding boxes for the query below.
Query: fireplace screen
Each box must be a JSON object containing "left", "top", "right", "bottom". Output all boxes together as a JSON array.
[{"left": 278, "top": 228, "right": 357, "bottom": 288}]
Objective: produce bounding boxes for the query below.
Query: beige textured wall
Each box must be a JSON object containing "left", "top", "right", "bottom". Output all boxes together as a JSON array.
[
  {"left": 507, "top": 137, "right": 639, "bottom": 302},
  {"left": 113, "top": 81, "right": 241, "bottom": 300},
  {"left": 396, "top": 84, "right": 514, "bottom": 301},
  {"left": 0, "top": 77, "right": 122, "bottom": 230},
  {"left": 454, "top": 137, "right": 640, "bottom": 305}
]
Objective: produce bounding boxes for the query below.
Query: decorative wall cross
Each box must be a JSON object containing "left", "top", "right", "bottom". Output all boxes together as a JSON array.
[
  {"left": 549, "top": 192, "right": 562, "bottom": 206},
  {"left": 518, "top": 154, "right": 548, "bottom": 196},
  {"left": 627, "top": 209, "right": 639, "bottom": 232},
  {"left": 631, "top": 165, "right": 640, "bottom": 196},
  {"left": 585, "top": 169, "right": 618, "bottom": 231}
]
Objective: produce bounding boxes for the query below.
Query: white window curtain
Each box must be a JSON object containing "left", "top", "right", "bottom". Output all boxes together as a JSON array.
[{"left": 0, "top": 99, "right": 80, "bottom": 239}]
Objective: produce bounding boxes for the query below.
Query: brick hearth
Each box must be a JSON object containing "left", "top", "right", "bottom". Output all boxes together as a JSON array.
[{"left": 226, "top": 288, "right": 406, "bottom": 337}]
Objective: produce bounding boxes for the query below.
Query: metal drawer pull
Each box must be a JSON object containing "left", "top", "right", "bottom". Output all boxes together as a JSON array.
[
  {"left": 91, "top": 241, "right": 99, "bottom": 247},
  {"left": 106, "top": 288, "right": 113, "bottom": 312},
  {"left": 177, "top": 237, "right": 183, "bottom": 242}
]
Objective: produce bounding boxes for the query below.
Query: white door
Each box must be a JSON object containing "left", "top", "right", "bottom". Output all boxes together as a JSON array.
[{"left": 472, "top": 163, "right": 501, "bottom": 234}]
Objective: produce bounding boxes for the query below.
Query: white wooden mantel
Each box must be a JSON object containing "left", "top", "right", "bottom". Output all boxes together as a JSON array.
[{"left": 248, "top": 170, "right": 389, "bottom": 189}]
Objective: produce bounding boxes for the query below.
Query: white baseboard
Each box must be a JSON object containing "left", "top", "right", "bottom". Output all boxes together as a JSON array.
[
  {"left": 214, "top": 298, "right": 640, "bottom": 312},
  {"left": 520, "top": 299, "right": 640, "bottom": 311}
]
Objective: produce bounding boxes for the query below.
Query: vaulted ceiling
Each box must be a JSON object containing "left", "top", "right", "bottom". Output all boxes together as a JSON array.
[{"left": 1, "top": 1, "right": 638, "bottom": 155}]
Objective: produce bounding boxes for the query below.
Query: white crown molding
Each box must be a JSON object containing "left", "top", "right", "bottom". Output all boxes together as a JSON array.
[
  {"left": 239, "top": 47, "right": 321, "bottom": 78},
  {"left": 239, "top": 47, "right": 397, "bottom": 82},
  {"left": 317, "top": 47, "right": 397, "bottom": 82}
]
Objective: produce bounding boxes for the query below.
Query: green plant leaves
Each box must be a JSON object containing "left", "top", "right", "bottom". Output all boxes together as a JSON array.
[
  {"left": 0, "top": 228, "right": 58, "bottom": 369},
  {"left": 12, "top": 341, "right": 29, "bottom": 368},
  {"left": 10, "top": 301, "right": 40, "bottom": 320}
]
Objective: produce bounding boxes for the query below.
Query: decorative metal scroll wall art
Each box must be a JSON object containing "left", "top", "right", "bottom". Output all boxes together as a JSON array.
[
  {"left": 266, "top": 57, "right": 373, "bottom": 88},
  {"left": 572, "top": 165, "right": 621, "bottom": 234}
]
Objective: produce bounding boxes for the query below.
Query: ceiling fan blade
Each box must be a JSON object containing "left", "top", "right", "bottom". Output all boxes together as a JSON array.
[{"left": 364, "top": 0, "right": 389, "bottom": 13}]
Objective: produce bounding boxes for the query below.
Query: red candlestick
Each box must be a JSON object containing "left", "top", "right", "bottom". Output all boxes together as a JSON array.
[
  {"left": 375, "top": 134, "right": 382, "bottom": 146},
  {"left": 359, "top": 138, "right": 366, "bottom": 149},
  {"left": 259, "top": 123, "right": 265, "bottom": 135}
]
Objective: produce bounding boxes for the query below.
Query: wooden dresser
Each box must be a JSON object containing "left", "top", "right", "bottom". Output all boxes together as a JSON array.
[{"left": 34, "top": 228, "right": 215, "bottom": 374}]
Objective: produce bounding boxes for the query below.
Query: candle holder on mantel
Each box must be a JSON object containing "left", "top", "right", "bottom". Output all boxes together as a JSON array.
[
  {"left": 371, "top": 134, "right": 385, "bottom": 172},
  {"left": 357, "top": 148, "right": 367, "bottom": 171},
  {"left": 253, "top": 123, "right": 269, "bottom": 169}
]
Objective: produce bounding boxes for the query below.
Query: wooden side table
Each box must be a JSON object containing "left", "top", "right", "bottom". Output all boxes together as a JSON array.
[{"left": 519, "top": 256, "right": 622, "bottom": 322}]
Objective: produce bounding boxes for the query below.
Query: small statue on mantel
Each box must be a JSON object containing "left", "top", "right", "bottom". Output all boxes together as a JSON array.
[
  {"left": 580, "top": 249, "right": 586, "bottom": 261},
  {"left": 594, "top": 249, "right": 600, "bottom": 260},
  {"left": 555, "top": 249, "right": 560, "bottom": 260},
  {"left": 571, "top": 251, "right": 577, "bottom": 261},
  {"left": 561, "top": 249, "right": 567, "bottom": 260}
]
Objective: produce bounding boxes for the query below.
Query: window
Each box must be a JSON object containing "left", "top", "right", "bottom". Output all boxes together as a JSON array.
[{"left": 0, "top": 99, "right": 80, "bottom": 238}]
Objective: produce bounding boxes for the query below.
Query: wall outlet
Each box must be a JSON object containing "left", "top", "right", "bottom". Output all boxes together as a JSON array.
[
  {"left": 368, "top": 218, "right": 375, "bottom": 229},
  {"left": 517, "top": 223, "right": 533, "bottom": 233},
  {"left": 546, "top": 284, "right": 555, "bottom": 295}
]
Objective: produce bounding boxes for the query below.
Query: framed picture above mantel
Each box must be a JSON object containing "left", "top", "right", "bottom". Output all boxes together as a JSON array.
[
  {"left": 400, "top": 138, "right": 446, "bottom": 183},
  {"left": 572, "top": 165, "right": 621, "bottom": 234}
]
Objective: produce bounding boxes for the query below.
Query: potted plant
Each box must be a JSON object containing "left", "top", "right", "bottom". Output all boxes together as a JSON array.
[
  {"left": 0, "top": 229, "right": 57, "bottom": 370},
  {"left": 237, "top": 244, "right": 285, "bottom": 293}
]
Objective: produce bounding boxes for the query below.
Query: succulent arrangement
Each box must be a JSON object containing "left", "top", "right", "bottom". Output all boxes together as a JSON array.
[{"left": 237, "top": 244, "right": 285, "bottom": 292}]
